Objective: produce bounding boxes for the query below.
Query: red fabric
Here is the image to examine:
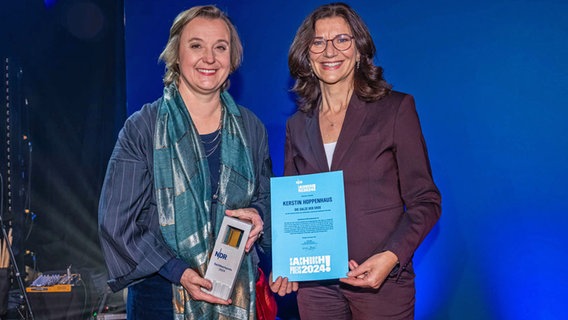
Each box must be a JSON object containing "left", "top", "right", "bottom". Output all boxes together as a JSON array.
[{"left": 256, "top": 268, "right": 278, "bottom": 320}]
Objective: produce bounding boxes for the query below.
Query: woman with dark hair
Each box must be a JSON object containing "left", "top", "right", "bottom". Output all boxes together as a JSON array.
[
  {"left": 271, "top": 3, "right": 441, "bottom": 319},
  {"left": 99, "top": 5, "right": 273, "bottom": 319}
]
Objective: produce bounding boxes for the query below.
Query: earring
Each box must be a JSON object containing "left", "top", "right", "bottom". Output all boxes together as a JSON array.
[{"left": 356, "top": 60, "right": 360, "bottom": 70}]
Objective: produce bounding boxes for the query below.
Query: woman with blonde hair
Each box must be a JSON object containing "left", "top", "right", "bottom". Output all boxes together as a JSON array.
[{"left": 99, "top": 5, "right": 272, "bottom": 319}]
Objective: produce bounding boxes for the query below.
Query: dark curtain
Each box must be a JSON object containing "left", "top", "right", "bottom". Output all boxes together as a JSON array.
[{"left": 0, "top": 0, "right": 125, "bottom": 301}]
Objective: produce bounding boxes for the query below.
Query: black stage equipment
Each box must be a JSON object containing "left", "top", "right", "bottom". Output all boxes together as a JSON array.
[{"left": 1, "top": 57, "right": 34, "bottom": 319}]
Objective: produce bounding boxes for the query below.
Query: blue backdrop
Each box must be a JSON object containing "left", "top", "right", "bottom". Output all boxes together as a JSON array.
[{"left": 125, "top": 1, "right": 568, "bottom": 319}]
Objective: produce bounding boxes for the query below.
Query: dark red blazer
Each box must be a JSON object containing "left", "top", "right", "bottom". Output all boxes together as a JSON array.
[{"left": 284, "top": 91, "right": 441, "bottom": 273}]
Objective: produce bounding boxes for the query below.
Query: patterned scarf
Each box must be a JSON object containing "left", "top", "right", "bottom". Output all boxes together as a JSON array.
[{"left": 154, "top": 84, "right": 257, "bottom": 319}]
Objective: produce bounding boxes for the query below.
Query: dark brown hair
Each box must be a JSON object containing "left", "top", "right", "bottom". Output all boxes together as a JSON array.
[
  {"left": 159, "top": 5, "right": 243, "bottom": 90},
  {"left": 288, "top": 2, "right": 391, "bottom": 112}
]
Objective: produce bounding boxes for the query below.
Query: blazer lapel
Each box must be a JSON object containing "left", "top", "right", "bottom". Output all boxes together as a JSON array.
[
  {"left": 305, "top": 111, "right": 330, "bottom": 172},
  {"left": 331, "top": 95, "right": 367, "bottom": 170}
]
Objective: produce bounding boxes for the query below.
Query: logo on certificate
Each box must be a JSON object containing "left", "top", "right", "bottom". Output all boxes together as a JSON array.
[
  {"left": 296, "top": 179, "right": 316, "bottom": 193},
  {"left": 289, "top": 255, "right": 332, "bottom": 275}
]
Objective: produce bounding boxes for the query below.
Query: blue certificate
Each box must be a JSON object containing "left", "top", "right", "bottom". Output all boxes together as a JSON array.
[{"left": 271, "top": 171, "right": 348, "bottom": 281}]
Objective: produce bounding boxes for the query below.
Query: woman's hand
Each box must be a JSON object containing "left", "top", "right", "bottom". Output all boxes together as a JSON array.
[
  {"left": 179, "top": 268, "right": 232, "bottom": 305},
  {"left": 339, "top": 251, "right": 399, "bottom": 289},
  {"left": 225, "top": 208, "right": 264, "bottom": 252},
  {"left": 269, "top": 271, "right": 298, "bottom": 296}
]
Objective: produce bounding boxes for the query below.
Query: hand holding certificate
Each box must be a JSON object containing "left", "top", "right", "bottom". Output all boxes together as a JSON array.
[{"left": 270, "top": 171, "right": 348, "bottom": 281}]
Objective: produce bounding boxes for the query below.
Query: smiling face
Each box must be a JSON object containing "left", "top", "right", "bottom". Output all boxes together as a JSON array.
[
  {"left": 177, "top": 17, "right": 231, "bottom": 96},
  {"left": 309, "top": 16, "right": 360, "bottom": 88}
]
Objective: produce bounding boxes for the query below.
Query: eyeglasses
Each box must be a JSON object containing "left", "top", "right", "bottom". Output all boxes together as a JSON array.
[{"left": 310, "top": 34, "right": 355, "bottom": 54}]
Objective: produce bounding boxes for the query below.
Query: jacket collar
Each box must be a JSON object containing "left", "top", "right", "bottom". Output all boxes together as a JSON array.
[{"left": 305, "top": 94, "right": 368, "bottom": 171}]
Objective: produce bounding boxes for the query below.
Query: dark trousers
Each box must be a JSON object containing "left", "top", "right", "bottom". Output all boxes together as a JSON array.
[
  {"left": 297, "top": 275, "right": 416, "bottom": 320},
  {"left": 127, "top": 274, "right": 174, "bottom": 320}
]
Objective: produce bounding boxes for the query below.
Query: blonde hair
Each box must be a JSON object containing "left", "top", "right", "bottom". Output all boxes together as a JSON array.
[{"left": 159, "top": 5, "right": 243, "bottom": 90}]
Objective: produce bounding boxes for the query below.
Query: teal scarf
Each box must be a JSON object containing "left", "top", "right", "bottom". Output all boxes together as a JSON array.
[{"left": 154, "top": 84, "right": 257, "bottom": 319}]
